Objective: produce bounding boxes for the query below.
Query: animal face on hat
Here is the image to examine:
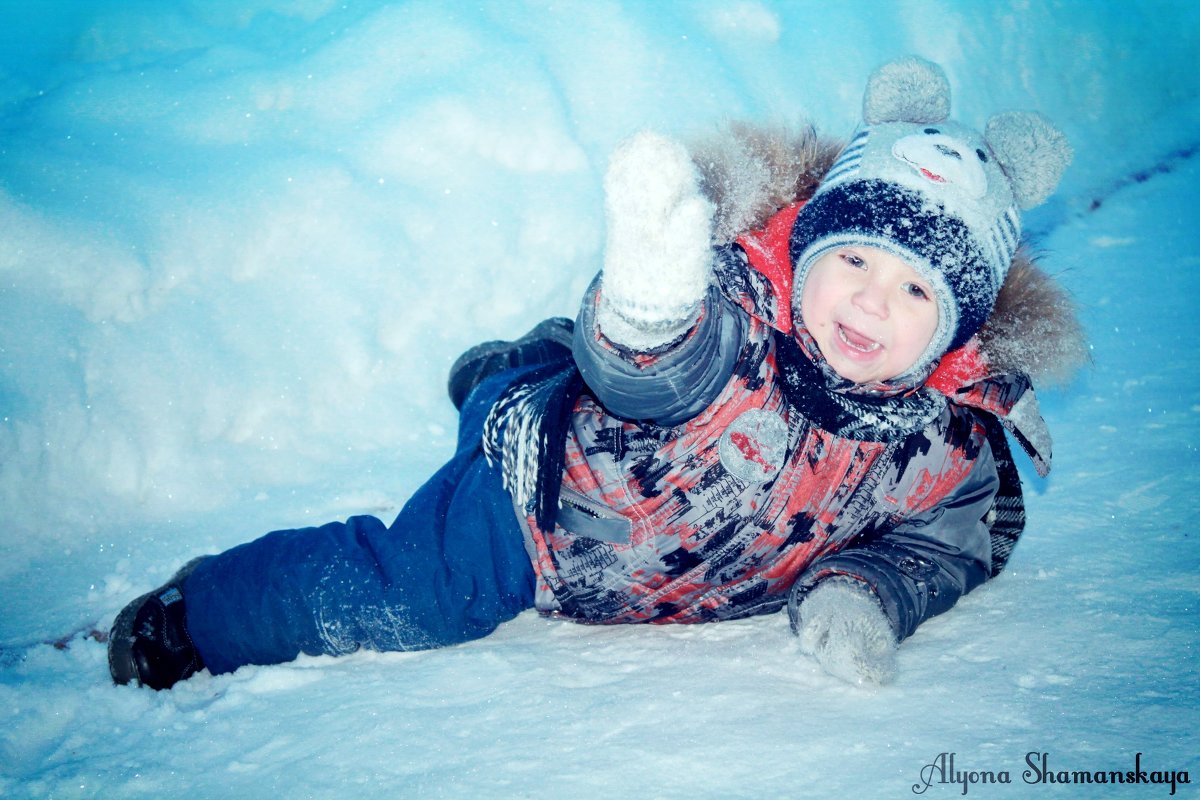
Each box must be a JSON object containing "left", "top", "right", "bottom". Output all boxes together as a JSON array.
[
  {"left": 892, "top": 125, "right": 991, "bottom": 198},
  {"left": 790, "top": 56, "right": 1072, "bottom": 379}
]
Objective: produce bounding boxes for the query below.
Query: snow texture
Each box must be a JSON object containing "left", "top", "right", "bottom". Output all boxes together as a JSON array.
[{"left": 2, "top": 1, "right": 1199, "bottom": 797}]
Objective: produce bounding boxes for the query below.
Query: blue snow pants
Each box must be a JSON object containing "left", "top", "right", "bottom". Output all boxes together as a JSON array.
[{"left": 182, "top": 371, "right": 537, "bottom": 676}]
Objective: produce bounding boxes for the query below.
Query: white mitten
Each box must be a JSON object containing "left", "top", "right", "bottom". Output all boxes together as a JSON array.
[
  {"left": 793, "top": 578, "right": 898, "bottom": 686},
  {"left": 597, "top": 131, "right": 715, "bottom": 351}
]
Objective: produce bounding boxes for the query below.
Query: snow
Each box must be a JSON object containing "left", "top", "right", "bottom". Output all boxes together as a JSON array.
[{"left": 1, "top": 1, "right": 1198, "bottom": 797}]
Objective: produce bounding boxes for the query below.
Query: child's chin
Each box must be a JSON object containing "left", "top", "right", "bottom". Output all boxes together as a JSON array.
[{"left": 827, "top": 355, "right": 882, "bottom": 384}]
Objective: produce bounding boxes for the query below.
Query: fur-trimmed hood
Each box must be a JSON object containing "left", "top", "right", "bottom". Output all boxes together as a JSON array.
[{"left": 689, "top": 123, "right": 1088, "bottom": 388}]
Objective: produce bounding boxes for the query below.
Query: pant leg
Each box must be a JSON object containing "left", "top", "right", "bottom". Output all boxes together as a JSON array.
[{"left": 183, "top": 373, "right": 537, "bottom": 676}]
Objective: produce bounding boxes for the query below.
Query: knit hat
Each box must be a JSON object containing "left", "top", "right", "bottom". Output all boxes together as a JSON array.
[{"left": 790, "top": 56, "right": 1072, "bottom": 376}]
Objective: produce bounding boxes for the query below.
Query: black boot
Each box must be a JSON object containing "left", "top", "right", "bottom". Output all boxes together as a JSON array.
[
  {"left": 446, "top": 317, "right": 575, "bottom": 410},
  {"left": 108, "top": 558, "right": 207, "bottom": 690}
]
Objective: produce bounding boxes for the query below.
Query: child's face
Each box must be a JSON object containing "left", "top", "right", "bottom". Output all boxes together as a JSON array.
[{"left": 799, "top": 246, "right": 939, "bottom": 384}]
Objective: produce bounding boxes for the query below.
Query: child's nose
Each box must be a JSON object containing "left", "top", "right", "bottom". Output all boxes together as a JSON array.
[{"left": 852, "top": 281, "right": 889, "bottom": 318}]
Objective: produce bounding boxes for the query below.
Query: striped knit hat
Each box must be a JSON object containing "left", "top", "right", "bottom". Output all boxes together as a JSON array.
[{"left": 791, "top": 56, "right": 1072, "bottom": 374}]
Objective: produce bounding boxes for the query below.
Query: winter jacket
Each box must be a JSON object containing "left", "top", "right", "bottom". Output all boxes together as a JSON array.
[
  {"left": 510, "top": 228, "right": 1017, "bottom": 641},
  {"left": 486, "top": 124, "right": 1082, "bottom": 642}
]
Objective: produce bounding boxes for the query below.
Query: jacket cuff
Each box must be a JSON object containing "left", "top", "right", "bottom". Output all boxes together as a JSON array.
[
  {"left": 573, "top": 274, "right": 745, "bottom": 426},
  {"left": 789, "top": 541, "right": 980, "bottom": 642}
]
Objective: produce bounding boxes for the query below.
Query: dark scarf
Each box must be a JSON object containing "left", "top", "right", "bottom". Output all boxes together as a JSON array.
[{"left": 774, "top": 329, "right": 946, "bottom": 440}]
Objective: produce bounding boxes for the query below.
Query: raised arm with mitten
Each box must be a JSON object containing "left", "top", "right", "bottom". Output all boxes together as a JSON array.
[
  {"left": 574, "top": 132, "right": 747, "bottom": 426},
  {"left": 594, "top": 131, "right": 716, "bottom": 351}
]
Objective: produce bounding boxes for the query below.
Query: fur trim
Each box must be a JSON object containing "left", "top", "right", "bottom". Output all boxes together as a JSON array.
[
  {"left": 978, "top": 248, "right": 1090, "bottom": 386},
  {"left": 689, "top": 122, "right": 841, "bottom": 244},
  {"left": 689, "top": 121, "right": 1088, "bottom": 386}
]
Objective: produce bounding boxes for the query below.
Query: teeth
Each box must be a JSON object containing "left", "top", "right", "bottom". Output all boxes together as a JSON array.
[{"left": 839, "top": 325, "right": 880, "bottom": 353}]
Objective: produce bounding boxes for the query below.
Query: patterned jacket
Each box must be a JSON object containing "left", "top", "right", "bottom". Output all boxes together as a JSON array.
[{"left": 498, "top": 204, "right": 1050, "bottom": 641}]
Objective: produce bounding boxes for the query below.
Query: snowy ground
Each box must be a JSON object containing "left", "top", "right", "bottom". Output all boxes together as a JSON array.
[{"left": 1, "top": 2, "right": 1198, "bottom": 798}]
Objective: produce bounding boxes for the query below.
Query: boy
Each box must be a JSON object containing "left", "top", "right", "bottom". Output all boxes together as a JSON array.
[{"left": 108, "top": 57, "right": 1080, "bottom": 689}]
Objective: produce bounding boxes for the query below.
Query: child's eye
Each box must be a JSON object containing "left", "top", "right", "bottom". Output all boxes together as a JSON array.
[
  {"left": 840, "top": 253, "right": 866, "bottom": 268},
  {"left": 904, "top": 283, "right": 930, "bottom": 300}
]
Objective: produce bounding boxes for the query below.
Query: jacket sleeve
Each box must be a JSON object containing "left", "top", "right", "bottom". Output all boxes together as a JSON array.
[
  {"left": 789, "top": 436, "right": 998, "bottom": 642},
  {"left": 572, "top": 271, "right": 748, "bottom": 427}
]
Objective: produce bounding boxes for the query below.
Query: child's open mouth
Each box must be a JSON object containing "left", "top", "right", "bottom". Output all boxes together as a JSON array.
[{"left": 837, "top": 324, "right": 881, "bottom": 354}]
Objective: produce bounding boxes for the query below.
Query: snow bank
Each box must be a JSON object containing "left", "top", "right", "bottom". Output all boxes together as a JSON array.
[{"left": 1, "top": 1, "right": 1198, "bottom": 796}]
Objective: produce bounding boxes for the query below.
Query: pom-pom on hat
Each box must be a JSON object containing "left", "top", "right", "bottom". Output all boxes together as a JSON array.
[{"left": 790, "top": 56, "right": 1072, "bottom": 376}]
